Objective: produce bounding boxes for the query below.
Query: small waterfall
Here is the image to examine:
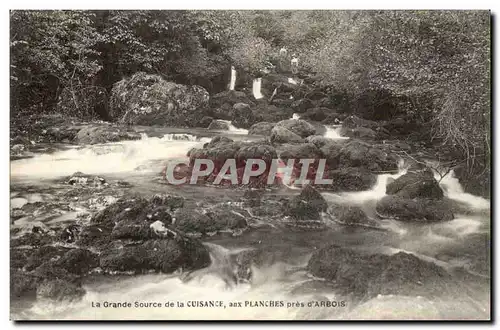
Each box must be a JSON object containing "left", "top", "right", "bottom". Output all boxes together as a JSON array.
[
  {"left": 439, "top": 170, "right": 490, "bottom": 210},
  {"left": 323, "top": 126, "right": 349, "bottom": 140},
  {"left": 229, "top": 66, "right": 236, "bottom": 91},
  {"left": 322, "top": 160, "right": 407, "bottom": 205},
  {"left": 10, "top": 134, "right": 211, "bottom": 179},
  {"left": 252, "top": 78, "right": 263, "bottom": 99}
]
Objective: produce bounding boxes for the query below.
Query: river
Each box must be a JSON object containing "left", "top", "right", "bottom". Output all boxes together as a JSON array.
[{"left": 10, "top": 121, "right": 491, "bottom": 320}]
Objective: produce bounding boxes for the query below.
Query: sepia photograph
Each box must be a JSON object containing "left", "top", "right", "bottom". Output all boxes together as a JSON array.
[{"left": 9, "top": 9, "right": 491, "bottom": 321}]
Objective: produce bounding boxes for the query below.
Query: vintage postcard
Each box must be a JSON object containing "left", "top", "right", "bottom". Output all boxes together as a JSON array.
[{"left": 9, "top": 10, "right": 491, "bottom": 320}]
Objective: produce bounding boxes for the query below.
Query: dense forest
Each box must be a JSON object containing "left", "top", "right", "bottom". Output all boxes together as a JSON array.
[{"left": 10, "top": 10, "right": 491, "bottom": 196}]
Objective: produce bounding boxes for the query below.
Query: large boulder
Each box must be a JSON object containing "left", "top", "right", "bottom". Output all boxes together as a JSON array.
[
  {"left": 253, "top": 104, "right": 291, "bottom": 123},
  {"left": 323, "top": 167, "right": 377, "bottom": 192},
  {"left": 205, "top": 136, "right": 234, "bottom": 148},
  {"left": 235, "top": 144, "right": 277, "bottom": 165},
  {"left": 24, "top": 246, "right": 72, "bottom": 271},
  {"left": 172, "top": 209, "right": 214, "bottom": 235},
  {"left": 248, "top": 122, "right": 276, "bottom": 136},
  {"left": 306, "top": 135, "right": 334, "bottom": 148},
  {"left": 211, "top": 103, "right": 233, "bottom": 120},
  {"left": 196, "top": 142, "right": 242, "bottom": 165},
  {"left": 90, "top": 197, "right": 150, "bottom": 230},
  {"left": 386, "top": 170, "right": 444, "bottom": 199},
  {"left": 278, "top": 143, "right": 323, "bottom": 162},
  {"left": 173, "top": 206, "right": 247, "bottom": 236},
  {"left": 275, "top": 119, "right": 316, "bottom": 138},
  {"left": 319, "top": 140, "right": 349, "bottom": 168},
  {"left": 109, "top": 72, "right": 210, "bottom": 126},
  {"left": 111, "top": 205, "right": 173, "bottom": 240},
  {"left": 75, "top": 224, "right": 112, "bottom": 249},
  {"left": 90, "top": 194, "right": 183, "bottom": 231},
  {"left": 308, "top": 245, "right": 453, "bottom": 300},
  {"left": 376, "top": 195, "right": 454, "bottom": 222},
  {"left": 270, "top": 126, "right": 304, "bottom": 144},
  {"left": 231, "top": 103, "right": 256, "bottom": 129},
  {"left": 328, "top": 205, "right": 379, "bottom": 227},
  {"left": 296, "top": 185, "right": 328, "bottom": 212},
  {"left": 75, "top": 124, "right": 140, "bottom": 145},
  {"left": 51, "top": 248, "right": 99, "bottom": 275},
  {"left": 335, "top": 140, "right": 399, "bottom": 172},
  {"left": 285, "top": 185, "right": 327, "bottom": 220},
  {"left": 99, "top": 238, "right": 210, "bottom": 274},
  {"left": 208, "top": 119, "right": 231, "bottom": 131}
]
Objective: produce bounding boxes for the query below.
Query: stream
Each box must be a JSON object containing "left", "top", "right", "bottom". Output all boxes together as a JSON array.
[{"left": 10, "top": 121, "right": 491, "bottom": 320}]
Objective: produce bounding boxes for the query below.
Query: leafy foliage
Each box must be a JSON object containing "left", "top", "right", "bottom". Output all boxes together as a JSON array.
[
  {"left": 10, "top": 10, "right": 104, "bottom": 111},
  {"left": 10, "top": 10, "right": 490, "bottom": 192}
]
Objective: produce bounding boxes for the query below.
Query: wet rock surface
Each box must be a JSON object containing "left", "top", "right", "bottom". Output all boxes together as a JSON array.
[
  {"left": 109, "top": 72, "right": 210, "bottom": 127},
  {"left": 10, "top": 193, "right": 211, "bottom": 303},
  {"left": 208, "top": 119, "right": 231, "bottom": 131},
  {"left": 307, "top": 245, "right": 454, "bottom": 301},
  {"left": 386, "top": 169, "right": 444, "bottom": 199},
  {"left": 75, "top": 124, "right": 140, "bottom": 145},
  {"left": 275, "top": 119, "right": 316, "bottom": 139},
  {"left": 248, "top": 122, "right": 276, "bottom": 136},
  {"left": 10, "top": 68, "right": 490, "bottom": 319}
]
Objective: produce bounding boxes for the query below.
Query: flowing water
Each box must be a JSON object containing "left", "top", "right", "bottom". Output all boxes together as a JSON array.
[
  {"left": 323, "top": 125, "right": 348, "bottom": 140},
  {"left": 229, "top": 66, "right": 236, "bottom": 91},
  {"left": 252, "top": 78, "right": 263, "bottom": 100},
  {"left": 10, "top": 121, "right": 490, "bottom": 320}
]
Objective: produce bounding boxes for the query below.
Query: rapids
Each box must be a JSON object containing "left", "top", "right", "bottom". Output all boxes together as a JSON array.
[{"left": 10, "top": 120, "right": 490, "bottom": 320}]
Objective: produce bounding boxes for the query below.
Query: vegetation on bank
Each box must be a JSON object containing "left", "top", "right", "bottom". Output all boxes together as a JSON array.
[{"left": 10, "top": 10, "right": 491, "bottom": 196}]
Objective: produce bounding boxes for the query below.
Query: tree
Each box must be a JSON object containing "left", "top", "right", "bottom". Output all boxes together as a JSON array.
[{"left": 10, "top": 10, "right": 104, "bottom": 112}]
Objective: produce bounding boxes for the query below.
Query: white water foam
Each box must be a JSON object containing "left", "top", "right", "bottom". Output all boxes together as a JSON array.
[
  {"left": 323, "top": 162, "right": 407, "bottom": 205},
  {"left": 252, "top": 78, "right": 263, "bottom": 99},
  {"left": 10, "top": 134, "right": 210, "bottom": 179},
  {"left": 18, "top": 244, "right": 338, "bottom": 321},
  {"left": 323, "top": 126, "right": 349, "bottom": 140},
  {"left": 229, "top": 66, "right": 236, "bottom": 91},
  {"left": 438, "top": 170, "right": 490, "bottom": 210}
]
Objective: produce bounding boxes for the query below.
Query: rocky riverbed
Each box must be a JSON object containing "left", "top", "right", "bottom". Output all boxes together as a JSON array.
[{"left": 10, "top": 71, "right": 491, "bottom": 320}]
